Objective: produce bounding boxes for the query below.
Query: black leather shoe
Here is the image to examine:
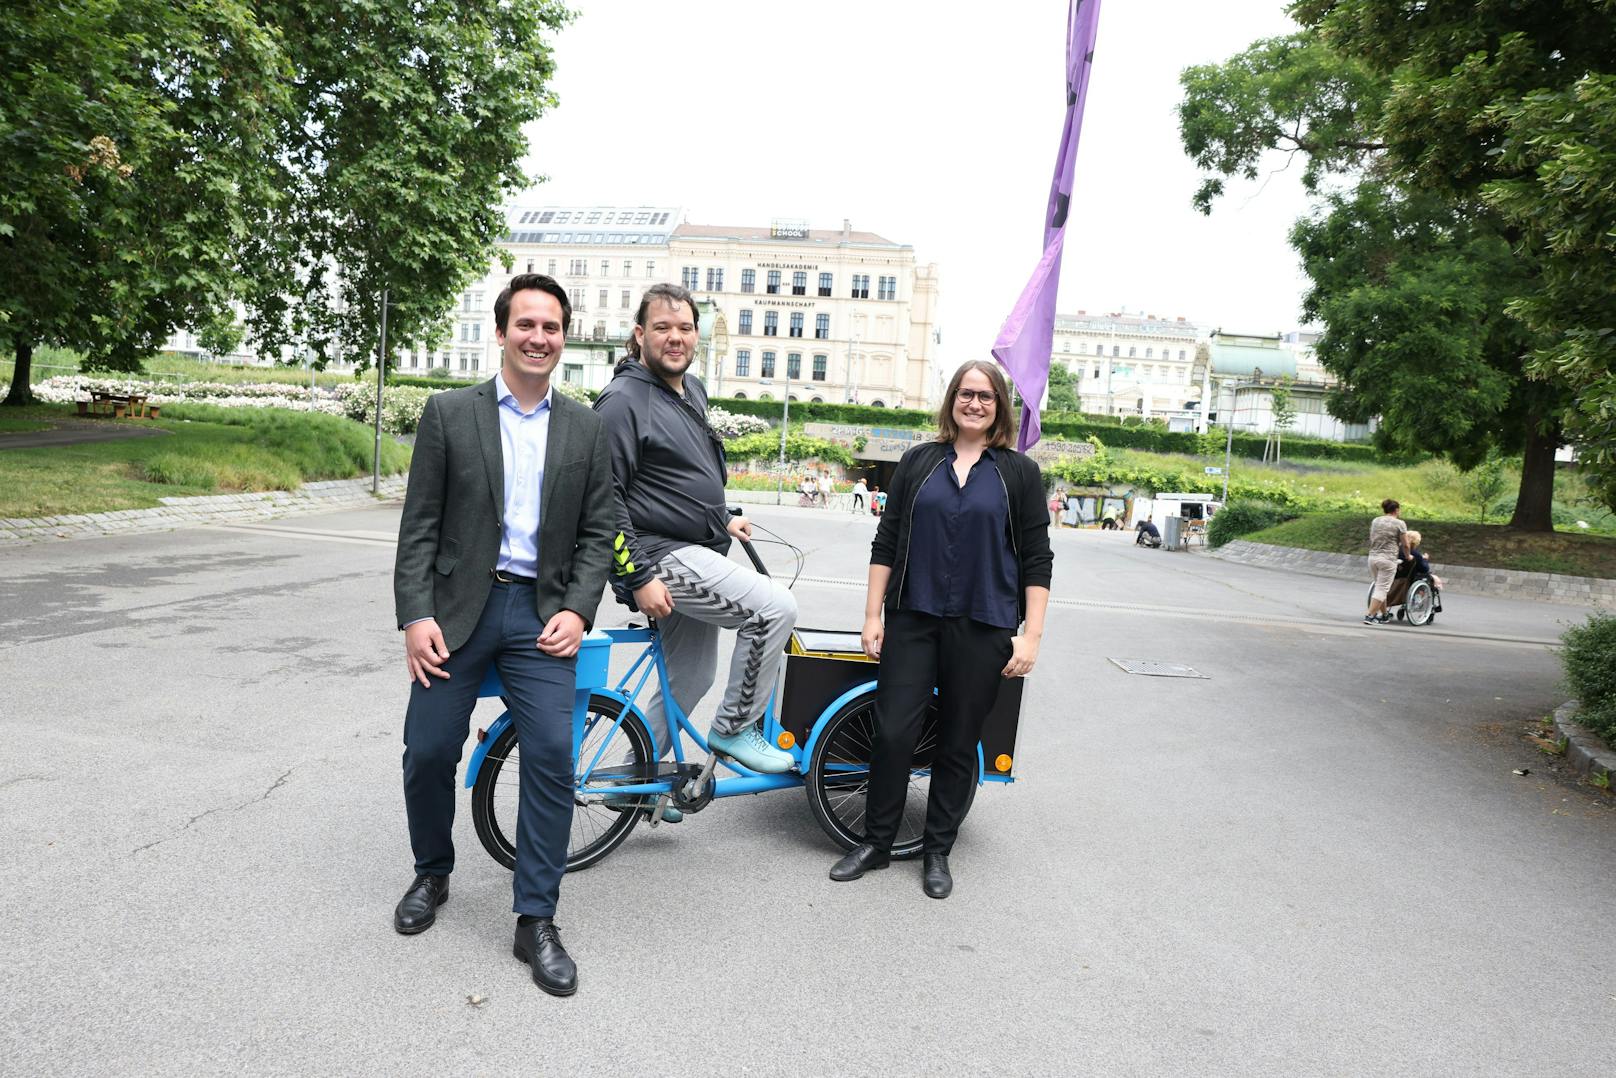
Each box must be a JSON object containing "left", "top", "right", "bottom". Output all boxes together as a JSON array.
[
  {"left": 829, "top": 843, "right": 891, "bottom": 882},
  {"left": 393, "top": 873, "right": 449, "bottom": 934},
  {"left": 922, "top": 854, "right": 952, "bottom": 899},
  {"left": 514, "top": 918, "right": 577, "bottom": 997}
]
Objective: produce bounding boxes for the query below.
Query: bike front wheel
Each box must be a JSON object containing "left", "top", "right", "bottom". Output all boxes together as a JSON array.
[
  {"left": 471, "top": 693, "right": 656, "bottom": 872},
  {"left": 804, "top": 690, "right": 973, "bottom": 860}
]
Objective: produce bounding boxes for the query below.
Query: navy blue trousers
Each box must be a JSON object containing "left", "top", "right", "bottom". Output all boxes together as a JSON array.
[{"left": 402, "top": 581, "right": 575, "bottom": 917}]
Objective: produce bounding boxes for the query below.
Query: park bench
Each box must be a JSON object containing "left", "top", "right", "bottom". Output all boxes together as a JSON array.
[{"left": 77, "top": 391, "right": 157, "bottom": 419}]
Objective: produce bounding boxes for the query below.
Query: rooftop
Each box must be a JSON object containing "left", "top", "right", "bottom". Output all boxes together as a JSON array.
[
  {"left": 673, "top": 222, "right": 901, "bottom": 247},
  {"left": 503, "top": 205, "right": 682, "bottom": 247}
]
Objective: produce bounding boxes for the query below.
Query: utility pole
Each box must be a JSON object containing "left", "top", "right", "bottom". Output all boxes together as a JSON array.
[
  {"left": 372, "top": 287, "right": 389, "bottom": 495},
  {"left": 1222, "top": 379, "right": 1235, "bottom": 503}
]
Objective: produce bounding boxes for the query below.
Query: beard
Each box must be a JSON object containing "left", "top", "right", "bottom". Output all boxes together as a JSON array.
[{"left": 642, "top": 342, "right": 693, "bottom": 381}]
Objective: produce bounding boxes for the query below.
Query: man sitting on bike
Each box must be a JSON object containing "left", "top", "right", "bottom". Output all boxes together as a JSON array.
[{"left": 594, "top": 283, "right": 798, "bottom": 780}]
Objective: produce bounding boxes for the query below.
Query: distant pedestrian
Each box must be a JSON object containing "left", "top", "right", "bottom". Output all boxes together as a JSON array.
[
  {"left": 1365, "top": 498, "right": 1410, "bottom": 625},
  {"left": 852, "top": 478, "right": 868, "bottom": 512},
  {"left": 1135, "top": 519, "right": 1161, "bottom": 547},
  {"left": 872, "top": 487, "right": 887, "bottom": 517},
  {"left": 1049, "top": 488, "right": 1065, "bottom": 528}
]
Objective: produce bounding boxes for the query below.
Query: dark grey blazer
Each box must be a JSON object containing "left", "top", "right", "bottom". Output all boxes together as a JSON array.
[{"left": 394, "top": 378, "right": 616, "bottom": 652}]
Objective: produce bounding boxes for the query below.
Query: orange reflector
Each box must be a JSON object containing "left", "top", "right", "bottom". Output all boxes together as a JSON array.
[
  {"left": 994, "top": 754, "right": 1013, "bottom": 772},
  {"left": 777, "top": 731, "right": 797, "bottom": 750}
]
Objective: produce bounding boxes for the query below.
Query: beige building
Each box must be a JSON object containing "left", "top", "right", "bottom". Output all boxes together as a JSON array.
[
  {"left": 1051, "top": 310, "right": 1204, "bottom": 419},
  {"left": 429, "top": 206, "right": 940, "bottom": 405},
  {"left": 670, "top": 219, "right": 939, "bottom": 408}
]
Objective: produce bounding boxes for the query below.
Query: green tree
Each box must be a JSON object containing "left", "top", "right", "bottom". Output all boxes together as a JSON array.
[
  {"left": 1, "top": 0, "right": 287, "bottom": 401},
  {"left": 1267, "top": 375, "right": 1295, "bottom": 461},
  {"left": 1045, "top": 361, "right": 1080, "bottom": 412},
  {"left": 1461, "top": 452, "right": 1509, "bottom": 522},
  {"left": 1483, "top": 74, "right": 1616, "bottom": 511},
  {"left": 238, "top": 0, "right": 571, "bottom": 370}
]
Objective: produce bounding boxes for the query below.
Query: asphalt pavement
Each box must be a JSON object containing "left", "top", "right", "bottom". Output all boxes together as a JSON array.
[{"left": 2, "top": 502, "right": 1612, "bottom": 1076}]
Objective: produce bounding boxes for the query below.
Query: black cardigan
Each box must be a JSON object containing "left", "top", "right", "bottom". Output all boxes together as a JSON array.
[{"left": 869, "top": 441, "right": 1053, "bottom": 622}]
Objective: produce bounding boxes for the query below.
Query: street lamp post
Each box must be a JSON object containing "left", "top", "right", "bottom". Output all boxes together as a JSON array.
[{"left": 372, "top": 286, "right": 390, "bottom": 495}]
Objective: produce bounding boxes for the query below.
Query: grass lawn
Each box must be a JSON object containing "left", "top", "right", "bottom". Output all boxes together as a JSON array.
[
  {"left": 1245, "top": 513, "right": 1616, "bottom": 579},
  {"left": 0, "top": 403, "right": 410, "bottom": 518}
]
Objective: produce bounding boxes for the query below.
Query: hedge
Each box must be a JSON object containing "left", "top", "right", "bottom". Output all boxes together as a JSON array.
[
  {"left": 709, "top": 396, "right": 1399, "bottom": 465},
  {"left": 1206, "top": 500, "right": 1302, "bottom": 548},
  {"left": 1561, "top": 614, "right": 1616, "bottom": 744}
]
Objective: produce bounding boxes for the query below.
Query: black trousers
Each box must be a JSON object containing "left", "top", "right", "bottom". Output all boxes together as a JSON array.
[
  {"left": 401, "top": 581, "right": 575, "bottom": 917},
  {"left": 864, "top": 609, "right": 1013, "bottom": 856}
]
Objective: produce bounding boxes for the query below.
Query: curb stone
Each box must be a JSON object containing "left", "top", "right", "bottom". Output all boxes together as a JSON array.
[
  {"left": 1552, "top": 701, "right": 1616, "bottom": 785},
  {"left": 0, "top": 474, "right": 409, "bottom": 547},
  {"left": 1211, "top": 539, "right": 1616, "bottom": 609}
]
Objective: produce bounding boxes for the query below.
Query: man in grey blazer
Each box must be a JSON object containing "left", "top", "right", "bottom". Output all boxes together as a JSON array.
[{"left": 392, "top": 273, "right": 614, "bottom": 997}]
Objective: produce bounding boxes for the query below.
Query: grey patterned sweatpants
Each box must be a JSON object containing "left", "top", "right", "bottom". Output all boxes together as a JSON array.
[{"left": 641, "top": 543, "right": 798, "bottom": 755}]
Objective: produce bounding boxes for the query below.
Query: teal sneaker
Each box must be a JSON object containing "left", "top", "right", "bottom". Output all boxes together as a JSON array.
[
  {"left": 603, "top": 794, "right": 682, "bottom": 823},
  {"left": 707, "top": 723, "right": 795, "bottom": 774}
]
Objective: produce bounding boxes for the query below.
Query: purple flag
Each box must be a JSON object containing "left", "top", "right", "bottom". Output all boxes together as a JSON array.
[{"left": 992, "top": 0, "right": 1103, "bottom": 451}]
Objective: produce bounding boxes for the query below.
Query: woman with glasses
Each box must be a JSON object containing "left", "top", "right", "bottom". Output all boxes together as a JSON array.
[{"left": 829, "top": 360, "right": 1053, "bottom": 899}]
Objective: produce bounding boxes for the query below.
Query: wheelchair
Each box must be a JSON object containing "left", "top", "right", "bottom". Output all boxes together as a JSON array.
[{"left": 1369, "top": 560, "right": 1443, "bottom": 626}]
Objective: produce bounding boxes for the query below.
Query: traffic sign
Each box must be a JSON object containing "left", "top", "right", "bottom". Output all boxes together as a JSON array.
[{"left": 1205, "top": 466, "right": 1224, "bottom": 475}]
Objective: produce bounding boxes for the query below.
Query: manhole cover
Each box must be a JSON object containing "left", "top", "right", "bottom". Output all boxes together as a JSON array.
[{"left": 1108, "top": 658, "right": 1210, "bottom": 679}]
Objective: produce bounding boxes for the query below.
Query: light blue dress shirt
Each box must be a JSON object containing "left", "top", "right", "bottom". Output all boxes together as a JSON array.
[{"left": 494, "top": 372, "right": 550, "bottom": 579}]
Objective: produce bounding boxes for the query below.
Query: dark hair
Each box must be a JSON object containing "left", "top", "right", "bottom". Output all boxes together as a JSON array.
[
  {"left": 494, "top": 274, "right": 571, "bottom": 336},
  {"left": 627, "top": 283, "right": 699, "bottom": 358},
  {"left": 936, "top": 360, "right": 1017, "bottom": 449},
  {"left": 1381, "top": 498, "right": 1400, "bottom": 514}
]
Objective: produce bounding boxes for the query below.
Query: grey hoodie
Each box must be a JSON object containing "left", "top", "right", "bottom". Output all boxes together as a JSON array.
[{"left": 592, "top": 358, "right": 731, "bottom": 591}]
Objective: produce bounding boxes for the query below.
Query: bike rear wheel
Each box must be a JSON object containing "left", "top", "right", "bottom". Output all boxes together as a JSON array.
[
  {"left": 471, "top": 693, "right": 656, "bottom": 872},
  {"left": 805, "top": 690, "right": 973, "bottom": 860}
]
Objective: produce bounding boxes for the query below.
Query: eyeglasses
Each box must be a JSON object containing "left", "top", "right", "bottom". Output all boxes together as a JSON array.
[{"left": 955, "top": 389, "right": 996, "bottom": 405}]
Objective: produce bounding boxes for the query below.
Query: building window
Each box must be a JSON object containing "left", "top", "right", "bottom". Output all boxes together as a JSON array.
[
  {"left": 564, "top": 363, "right": 583, "bottom": 384},
  {"left": 766, "top": 270, "right": 781, "bottom": 294},
  {"left": 818, "top": 272, "right": 832, "bottom": 297},
  {"left": 621, "top": 289, "right": 631, "bottom": 309},
  {"left": 569, "top": 288, "right": 584, "bottom": 311},
  {"left": 1179, "top": 350, "right": 1187, "bottom": 360},
  {"left": 787, "top": 352, "right": 802, "bottom": 379},
  {"left": 681, "top": 266, "right": 699, "bottom": 289},
  {"left": 569, "top": 258, "right": 587, "bottom": 276},
  {"left": 1092, "top": 367, "right": 1100, "bottom": 378},
  {"left": 734, "top": 391, "right": 747, "bottom": 399},
  {"left": 735, "top": 349, "right": 751, "bottom": 377},
  {"left": 741, "top": 269, "right": 756, "bottom": 294},
  {"left": 600, "top": 260, "right": 610, "bottom": 276},
  {"left": 706, "top": 267, "right": 724, "bottom": 292},
  {"left": 646, "top": 261, "right": 656, "bottom": 278},
  {"left": 812, "top": 354, "right": 827, "bottom": 381},
  {"left": 1146, "top": 348, "right": 1154, "bottom": 358},
  {"left": 789, "top": 312, "right": 804, "bottom": 338},
  {"left": 764, "top": 311, "right": 778, "bottom": 336},
  {"left": 1112, "top": 345, "right": 1120, "bottom": 356},
  {"left": 599, "top": 289, "right": 608, "bottom": 309},
  {"left": 623, "top": 260, "right": 633, "bottom": 276},
  {"left": 593, "top": 321, "right": 607, "bottom": 340},
  {"left": 851, "top": 274, "right": 870, "bottom": 299},
  {"left": 1128, "top": 346, "right": 1136, "bottom": 357},
  {"left": 547, "top": 259, "right": 558, "bottom": 275},
  {"left": 761, "top": 351, "right": 776, "bottom": 378},
  {"left": 792, "top": 271, "right": 807, "bottom": 296},
  {"left": 815, "top": 313, "right": 830, "bottom": 339},
  {"left": 738, "top": 310, "right": 752, "bottom": 335},
  {"left": 525, "top": 260, "right": 535, "bottom": 273},
  {"left": 459, "top": 321, "right": 473, "bottom": 342},
  {"left": 878, "top": 276, "right": 896, "bottom": 300}
]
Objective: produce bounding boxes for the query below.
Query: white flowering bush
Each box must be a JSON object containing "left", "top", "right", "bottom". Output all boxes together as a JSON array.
[
  {"left": 332, "top": 382, "right": 440, "bottom": 434},
  {"left": 708, "top": 406, "right": 769, "bottom": 439},
  {"left": 16, "top": 375, "right": 347, "bottom": 416}
]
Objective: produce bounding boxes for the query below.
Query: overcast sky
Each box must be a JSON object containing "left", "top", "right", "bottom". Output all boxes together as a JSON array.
[{"left": 519, "top": 0, "right": 1311, "bottom": 365}]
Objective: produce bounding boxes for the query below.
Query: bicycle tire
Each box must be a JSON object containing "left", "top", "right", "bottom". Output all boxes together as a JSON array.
[
  {"left": 804, "top": 690, "right": 973, "bottom": 860},
  {"left": 471, "top": 693, "right": 655, "bottom": 873}
]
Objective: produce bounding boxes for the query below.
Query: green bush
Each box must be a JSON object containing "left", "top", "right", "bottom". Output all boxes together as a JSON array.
[
  {"left": 1561, "top": 613, "right": 1616, "bottom": 743},
  {"left": 1206, "top": 500, "right": 1302, "bottom": 547}
]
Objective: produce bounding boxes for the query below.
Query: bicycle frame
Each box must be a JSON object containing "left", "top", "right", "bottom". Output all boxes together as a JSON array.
[{"left": 464, "top": 626, "right": 806, "bottom": 802}]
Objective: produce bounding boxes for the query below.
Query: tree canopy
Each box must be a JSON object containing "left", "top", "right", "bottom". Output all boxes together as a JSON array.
[
  {"left": 2, "top": 0, "right": 569, "bottom": 403},
  {"left": 1179, "top": 0, "right": 1616, "bottom": 523}
]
